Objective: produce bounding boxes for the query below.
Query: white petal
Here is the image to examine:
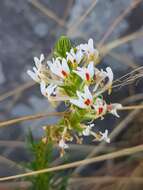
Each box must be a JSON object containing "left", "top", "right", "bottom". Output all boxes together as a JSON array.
[
  {"left": 40, "top": 54, "right": 45, "bottom": 62},
  {"left": 84, "top": 86, "right": 92, "bottom": 100},
  {"left": 83, "top": 127, "right": 90, "bottom": 136},
  {"left": 62, "top": 58, "right": 70, "bottom": 73},
  {"left": 40, "top": 81, "right": 46, "bottom": 96},
  {"left": 70, "top": 99, "right": 86, "bottom": 108},
  {"left": 88, "top": 38, "right": 94, "bottom": 51},
  {"left": 27, "top": 70, "right": 39, "bottom": 82},
  {"left": 87, "top": 61, "right": 94, "bottom": 77},
  {"left": 34, "top": 57, "right": 40, "bottom": 68},
  {"left": 47, "top": 84, "right": 57, "bottom": 97},
  {"left": 99, "top": 130, "right": 110, "bottom": 143},
  {"left": 106, "top": 67, "right": 113, "bottom": 82},
  {"left": 110, "top": 103, "right": 122, "bottom": 118}
]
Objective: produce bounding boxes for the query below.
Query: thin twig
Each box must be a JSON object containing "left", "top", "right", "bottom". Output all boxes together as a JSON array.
[
  {"left": 0, "top": 105, "right": 143, "bottom": 128},
  {"left": 67, "top": 0, "right": 98, "bottom": 36},
  {"left": 0, "top": 112, "right": 66, "bottom": 128},
  {"left": 70, "top": 176, "right": 143, "bottom": 184},
  {"left": 0, "top": 81, "right": 35, "bottom": 102},
  {"left": 98, "top": 0, "right": 142, "bottom": 47},
  {"left": 28, "top": 0, "right": 65, "bottom": 27},
  {"left": 0, "top": 144, "right": 143, "bottom": 181},
  {"left": 119, "top": 104, "right": 143, "bottom": 111},
  {"left": 109, "top": 52, "right": 138, "bottom": 69},
  {"left": 0, "top": 104, "right": 141, "bottom": 128},
  {"left": 121, "top": 93, "right": 143, "bottom": 104},
  {"left": 100, "top": 31, "right": 143, "bottom": 56}
]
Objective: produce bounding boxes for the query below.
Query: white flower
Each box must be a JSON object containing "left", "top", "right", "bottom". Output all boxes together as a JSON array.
[
  {"left": 102, "top": 67, "right": 113, "bottom": 85},
  {"left": 70, "top": 86, "right": 93, "bottom": 109},
  {"left": 59, "top": 139, "right": 69, "bottom": 149},
  {"left": 93, "top": 98, "right": 107, "bottom": 115},
  {"left": 47, "top": 58, "right": 70, "bottom": 79},
  {"left": 40, "top": 81, "right": 57, "bottom": 98},
  {"left": 93, "top": 67, "right": 113, "bottom": 94},
  {"left": 107, "top": 103, "right": 122, "bottom": 118},
  {"left": 80, "top": 38, "right": 99, "bottom": 61},
  {"left": 99, "top": 129, "right": 110, "bottom": 143},
  {"left": 27, "top": 54, "right": 46, "bottom": 83},
  {"left": 82, "top": 123, "right": 94, "bottom": 136},
  {"left": 73, "top": 62, "right": 94, "bottom": 81},
  {"left": 66, "top": 48, "right": 83, "bottom": 65}
]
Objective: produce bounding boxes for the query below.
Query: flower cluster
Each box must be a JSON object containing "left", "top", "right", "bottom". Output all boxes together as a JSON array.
[{"left": 27, "top": 37, "right": 122, "bottom": 155}]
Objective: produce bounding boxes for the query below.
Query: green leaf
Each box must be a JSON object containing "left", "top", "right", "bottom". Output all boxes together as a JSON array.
[{"left": 54, "top": 36, "right": 72, "bottom": 58}]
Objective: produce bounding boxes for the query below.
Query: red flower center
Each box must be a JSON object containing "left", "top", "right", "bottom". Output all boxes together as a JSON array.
[
  {"left": 61, "top": 70, "right": 68, "bottom": 77},
  {"left": 85, "top": 73, "right": 90, "bottom": 81},
  {"left": 84, "top": 98, "right": 91, "bottom": 105},
  {"left": 98, "top": 107, "right": 103, "bottom": 114}
]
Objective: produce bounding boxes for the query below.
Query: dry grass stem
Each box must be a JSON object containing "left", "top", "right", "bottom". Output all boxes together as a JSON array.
[
  {"left": 0, "top": 144, "right": 143, "bottom": 181},
  {"left": 67, "top": 0, "right": 98, "bottom": 35},
  {"left": 98, "top": 0, "right": 142, "bottom": 47},
  {"left": 109, "top": 52, "right": 138, "bottom": 69},
  {"left": 101, "top": 31, "right": 143, "bottom": 56},
  {"left": 28, "top": 0, "right": 65, "bottom": 27},
  {"left": 0, "top": 111, "right": 66, "bottom": 128},
  {"left": 0, "top": 81, "right": 35, "bottom": 102},
  {"left": 70, "top": 177, "right": 143, "bottom": 184}
]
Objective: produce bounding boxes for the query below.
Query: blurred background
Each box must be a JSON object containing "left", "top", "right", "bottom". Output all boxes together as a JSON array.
[{"left": 0, "top": 0, "right": 143, "bottom": 189}]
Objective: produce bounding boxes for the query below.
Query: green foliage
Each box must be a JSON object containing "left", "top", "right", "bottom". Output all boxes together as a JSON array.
[
  {"left": 25, "top": 131, "right": 70, "bottom": 190},
  {"left": 54, "top": 36, "right": 72, "bottom": 58}
]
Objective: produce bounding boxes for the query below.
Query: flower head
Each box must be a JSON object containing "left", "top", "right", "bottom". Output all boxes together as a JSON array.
[
  {"left": 27, "top": 54, "right": 47, "bottom": 83},
  {"left": 47, "top": 58, "right": 70, "bottom": 79},
  {"left": 99, "top": 130, "right": 110, "bottom": 143},
  {"left": 70, "top": 86, "right": 93, "bottom": 109},
  {"left": 40, "top": 81, "right": 57, "bottom": 98},
  {"left": 93, "top": 98, "right": 107, "bottom": 116},
  {"left": 80, "top": 38, "right": 99, "bottom": 61},
  {"left": 66, "top": 48, "right": 83, "bottom": 66},
  {"left": 93, "top": 67, "right": 113, "bottom": 94},
  {"left": 73, "top": 62, "right": 94, "bottom": 81},
  {"left": 82, "top": 123, "right": 94, "bottom": 136},
  {"left": 107, "top": 103, "right": 122, "bottom": 118}
]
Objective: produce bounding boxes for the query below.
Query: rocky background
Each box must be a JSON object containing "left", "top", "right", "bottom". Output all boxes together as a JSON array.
[{"left": 0, "top": 0, "right": 143, "bottom": 188}]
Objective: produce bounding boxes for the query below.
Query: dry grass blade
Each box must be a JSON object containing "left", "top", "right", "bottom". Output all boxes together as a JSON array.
[
  {"left": 63, "top": 0, "right": 74, "bottom": 21},
  {"left": 0, "top": 111, "right": 66, "bottom": 128},
  {"left": 119, "top": 105, "right": 143, "bottom": 111},
  {"left": 116, "top": 161, "right": 143, "bottom": 190},
  {"left": 109, "top": 52, "right": 138, "bottom": 69},
  {"left": 0, "top": 81, "right": 35, "bottom": 102},
  {"left": 112, "top": 66, "right": 143, "bottom": 89},
  {"left": 0, "top": 156, "right": 28, "bottom": 172},
  {"left": 70, "top": 177, "right": 143, "bottom": 184},
  {"left": 122, "top": 93, "right": 143, "bottom": 104},
  {"left": 0, "top": 105, "right": 143, "bottom": 128},
  {"left": 28, "top": 0, "right": 65, "bottom": 27},
  {"left": 0, "top": 144, "right": 143, "bottom": 181},
  {"left": 98, "top": 0, "right": 142, "bottom": 47},
  {"left": 67, "top": 0, "right": 98, "bottom": 35},
  {"left": 100, "top": 31, "right": 143, "bottom": 56}
]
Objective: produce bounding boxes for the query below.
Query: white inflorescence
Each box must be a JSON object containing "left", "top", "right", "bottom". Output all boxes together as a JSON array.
[{"left": 27, "top": 38, "right": 122, "bottom": 150}]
